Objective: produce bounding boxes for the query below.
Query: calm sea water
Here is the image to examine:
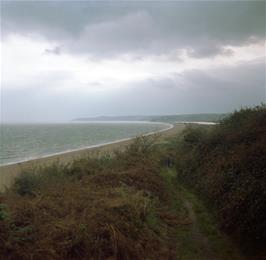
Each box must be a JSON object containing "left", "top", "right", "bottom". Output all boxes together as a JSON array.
[{"left": 0, "top": 122, "right": 169, "bottom": 166}]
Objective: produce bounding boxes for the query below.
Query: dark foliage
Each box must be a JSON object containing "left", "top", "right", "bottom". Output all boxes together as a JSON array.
[{"left": 173, "top": 105, "right": 266, "bottom": 258}]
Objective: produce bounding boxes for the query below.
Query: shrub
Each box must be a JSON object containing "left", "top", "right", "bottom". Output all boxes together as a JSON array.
[
  {"left": 0, "top": 204, "right": 9, "bottom": 221},
  {"left": 14, "top": 172, "right": 41, "bottom": 196}
]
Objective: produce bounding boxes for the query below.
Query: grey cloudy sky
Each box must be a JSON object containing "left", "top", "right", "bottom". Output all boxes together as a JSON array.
[{"left": 1, "top": 0, "right": 265, "bottom": 122}]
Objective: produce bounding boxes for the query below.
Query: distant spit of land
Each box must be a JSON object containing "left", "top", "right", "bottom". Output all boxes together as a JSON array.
[{"left": 73, "top": 113, "right": 225, "bottom": 123}]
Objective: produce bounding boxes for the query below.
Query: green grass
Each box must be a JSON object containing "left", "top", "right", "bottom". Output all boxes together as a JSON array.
[
  {"left": 161, "top": 168, "right": 243, "bottom": 260},
  {"left": 161, "top": 168, "right": 198, "bottom": 259}
]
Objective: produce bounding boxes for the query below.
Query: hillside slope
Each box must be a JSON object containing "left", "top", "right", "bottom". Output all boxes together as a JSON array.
[{"left": 0, "top": 105, "right": 264, "bottom": 259}]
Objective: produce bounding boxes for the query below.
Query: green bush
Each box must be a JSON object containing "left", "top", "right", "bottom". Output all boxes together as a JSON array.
[
  {"left": 0, "top": 204, "right": 9, "bottom": 221},
  {"left": 14, "top": 172, "right": 41, "bottom": 196}
]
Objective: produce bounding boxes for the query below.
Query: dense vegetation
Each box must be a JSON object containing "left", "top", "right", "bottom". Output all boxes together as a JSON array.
[
  {"left": 0, "top": 105, "right": 264, "bottom": 259},
  {"left": 172, "top": 105, "right": 266, "bottom": 258},
  {"left": 0, "top": 136, "right": 182, "bottom": 259}
]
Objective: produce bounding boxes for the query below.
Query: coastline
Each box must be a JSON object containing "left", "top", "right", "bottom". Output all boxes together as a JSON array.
[
  {"left": 0, "top": 121, "right": 173, "bottom": 167},
  {"left": 0, "top": 123, "right": 183, "bottom": 191}
]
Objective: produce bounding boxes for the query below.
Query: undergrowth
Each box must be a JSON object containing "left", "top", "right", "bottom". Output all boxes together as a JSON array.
[{"left": 0, "top": 135, "right": 178, "bottom": 259}]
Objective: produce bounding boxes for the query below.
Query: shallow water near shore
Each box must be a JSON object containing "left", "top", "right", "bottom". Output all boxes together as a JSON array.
[{"left": 0, "top": 122, "right": 168, "bottom": 166}]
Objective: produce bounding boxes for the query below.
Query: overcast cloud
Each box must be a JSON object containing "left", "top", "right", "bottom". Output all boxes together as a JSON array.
[{"left": 1, "top": 1, "right": 265, "bottom": 122}]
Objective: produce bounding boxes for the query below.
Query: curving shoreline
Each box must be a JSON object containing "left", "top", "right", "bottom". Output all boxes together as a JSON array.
[
  {"left": 0, "top": 123, "right": 182, "bottom": 191},
  {"left": 0, "top": 121, "right": 173, "bottom": 167}
]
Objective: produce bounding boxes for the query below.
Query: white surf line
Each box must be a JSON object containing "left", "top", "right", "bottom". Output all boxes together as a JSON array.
[
  {"left": 176, "top": 121, "right": 218, "bottom": 125},
  {"left": 0, "top": 122, "right": 174, "bottom": 167}
]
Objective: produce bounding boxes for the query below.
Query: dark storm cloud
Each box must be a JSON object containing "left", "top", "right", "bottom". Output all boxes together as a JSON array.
[
  {"left": 2, "top": 1, "right": 265, "bottom": 58},
  {"left": 187, "top": 45, "right": 234, "bottom": 59},
  {"left": 1, "top": 1, "right": 265, "bottom": 122}
]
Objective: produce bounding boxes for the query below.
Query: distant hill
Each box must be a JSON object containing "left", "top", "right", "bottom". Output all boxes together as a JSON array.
[
  {"left": 73, "top": 115, "right": 152, "bottom": 122},
  {"left": 149, "top": 113, "right": 226, "bottom": 123},
  {"left": 73, "top": 113, "right": 226, "bottom": 123}
]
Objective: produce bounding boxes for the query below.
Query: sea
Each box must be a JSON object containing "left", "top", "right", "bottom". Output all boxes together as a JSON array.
[{"left": 0, "top": 122, "right": 170, "bottom": 166}]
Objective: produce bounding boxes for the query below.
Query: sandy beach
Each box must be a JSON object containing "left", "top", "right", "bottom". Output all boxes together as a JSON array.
[{"left": 0, "top": 123, "right": 185, "bottom": 191}]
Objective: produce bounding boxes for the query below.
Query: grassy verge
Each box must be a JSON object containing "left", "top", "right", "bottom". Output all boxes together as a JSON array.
[{"left": 161, "top": 167, "right": 243, "bottom": 260}]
